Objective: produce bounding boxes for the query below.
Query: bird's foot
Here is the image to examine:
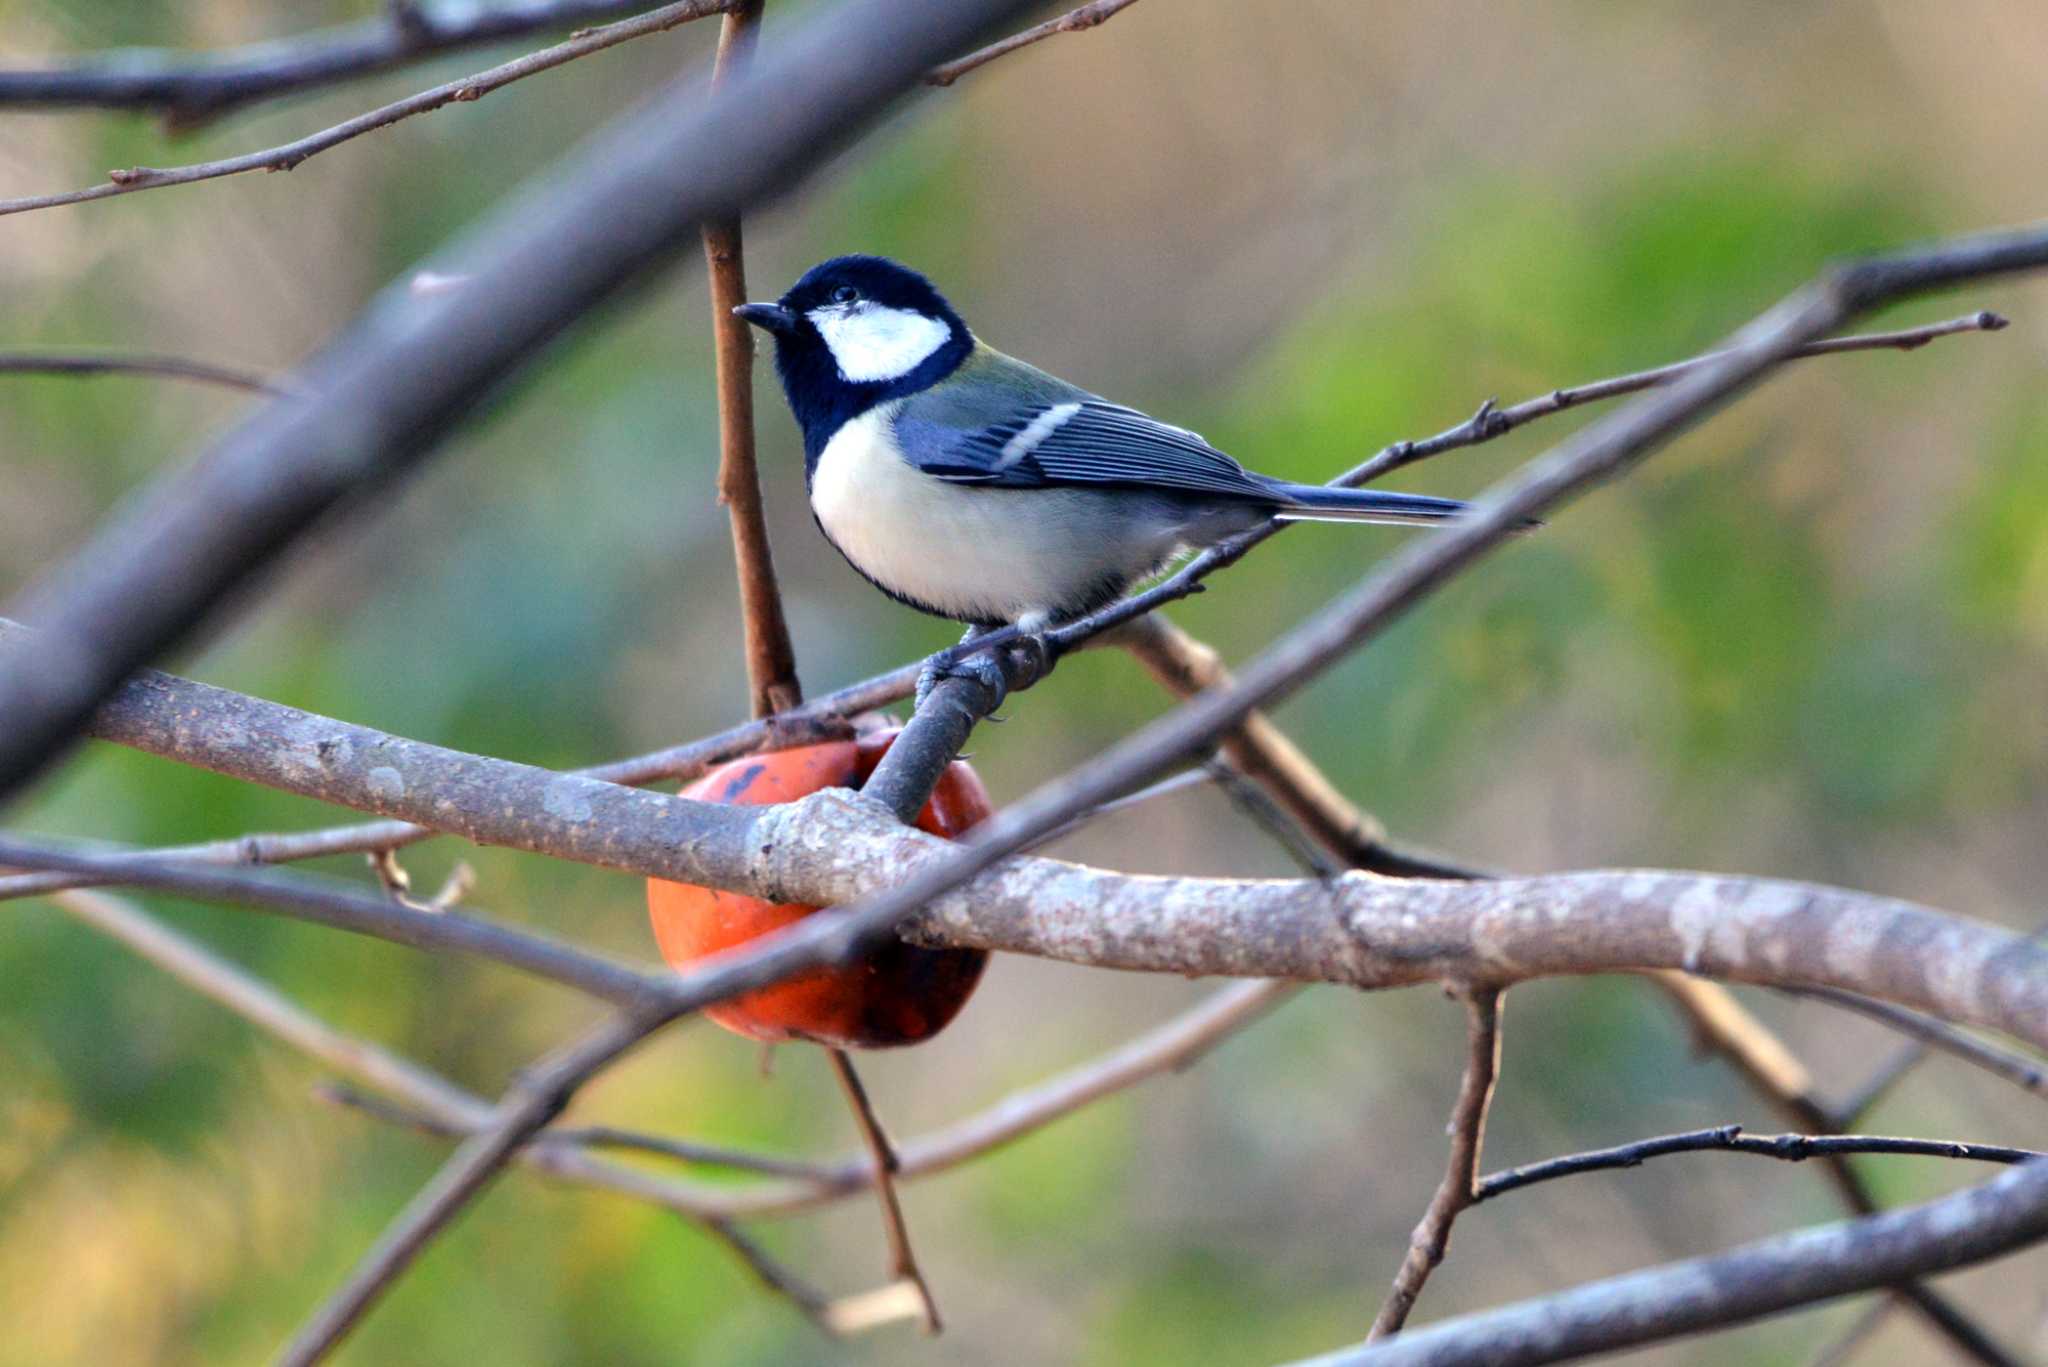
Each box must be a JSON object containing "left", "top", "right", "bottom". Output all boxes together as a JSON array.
[
  {"left": 914, "top": 624, "right": 1056, "bottom": 713},
  {"left": 916, "top": 648, "right": 1012, "bottom": 713}
]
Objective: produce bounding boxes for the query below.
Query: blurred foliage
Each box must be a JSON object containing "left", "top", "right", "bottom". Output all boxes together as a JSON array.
[{"left": 4, "top": 1, "right": 2047, "bottom": 1363}]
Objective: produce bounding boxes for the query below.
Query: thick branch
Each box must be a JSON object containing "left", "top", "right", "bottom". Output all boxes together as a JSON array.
[{"left": 1292, "top": 1159, "right": 2048, "bottom": 1367}]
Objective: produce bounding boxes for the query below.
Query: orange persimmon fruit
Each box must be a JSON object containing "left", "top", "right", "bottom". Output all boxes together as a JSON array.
[{"left": 647, "top": 729, "right": 991, "bottom": 1048}]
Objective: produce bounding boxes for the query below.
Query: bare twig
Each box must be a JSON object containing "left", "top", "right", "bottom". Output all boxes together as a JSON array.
[
  {"left": 323, "top": 976, "right": 1294, "bottom": 1221},
  {"left": 696, "top": 1218, "right": 841, "bottom": 1333},
  {"left": 827, "top": 1050, "right": 942, "bottom": 1333},
  {"left": 1808, "top": 1296, "right": 1908, "bottom": 1367},
  {"left": 928, "top": 0, "right": 1148, "bottom": 86},
  {"left": 0, "top": 1, "right": 733, "bottom": 219},
  {"left": 1475, "top": 1125, "right": 2040, "bottom": 1201},
  {"left": 1291, "top": 1159, "right": 2048, "bottom": 1367},
  {"left": 0, "top": 1, "right": 699, "bottom": 125},
  {"left": 1370, "top": 988, "right": 1504, "bottom": 1339},
  {"left": 0, "top": 351, "right": 291, "bottom": 395},
  {"left": 1339, "top": 310, "right": 2010, "bottom": 490},
  {"left": 1789, "top": 987, "right": 2048, "bottom": 1101}
]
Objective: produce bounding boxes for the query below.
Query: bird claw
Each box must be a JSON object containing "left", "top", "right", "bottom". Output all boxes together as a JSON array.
[
  {"left": 916, "top": 647, "right": 1011, "bottom": 712},
  {"left": 913, "top": 629, "right": 1055, "bottom": 713}
]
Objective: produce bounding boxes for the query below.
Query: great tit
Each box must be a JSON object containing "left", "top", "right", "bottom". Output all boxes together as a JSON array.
[{"left": 736, "top": 255, "right": 1473, "bottom": 696}]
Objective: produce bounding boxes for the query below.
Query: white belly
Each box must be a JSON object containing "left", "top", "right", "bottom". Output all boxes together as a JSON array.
[{"left": 809, "top": 405, "right": 1175, "bottom": 624}]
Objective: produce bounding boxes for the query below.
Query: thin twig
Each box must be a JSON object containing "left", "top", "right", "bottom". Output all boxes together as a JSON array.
[
  {"left": 548, "top": 1123, "right": 825, "bottom": 1179},
  {"left": 1475, "top": 1125, "right": 2040, "bottom": 1201},
  {"left": 0, "top": 1, "right": 732, "bottom": 218},
  {"left": 1370, "top": 987, "right": 1504, "bottom": 1339},
  {"left": 827, "top": 1050, "right": 942, "bottom": 1333},
  {"left": 927, "top": 0, "right": 1147, "bottom": 85},
  {"left": 0, "top": 351, "right": 292, "bottom": 395},
  {"left": 1808, "top": 1296, "right": 1907, "bottom": 1367},
  {"left": 1788, "top": 987, "right": 2048, "bottom": 1101},
  {"left": 696, "top": 1217, "right": 841, "bottom": 1333},
  {"left": 0, "top": 1, "right": 698, "bottom": 125}
]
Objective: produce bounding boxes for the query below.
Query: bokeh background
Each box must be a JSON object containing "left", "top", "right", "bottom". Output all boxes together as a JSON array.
[{"left": 5, "top": 1, "right": 2048, "bottom": 1362}]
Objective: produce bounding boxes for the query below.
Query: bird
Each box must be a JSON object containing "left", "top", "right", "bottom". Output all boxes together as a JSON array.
[{"left": 735, "top": 255, "right": 1475, "bottom": 703}]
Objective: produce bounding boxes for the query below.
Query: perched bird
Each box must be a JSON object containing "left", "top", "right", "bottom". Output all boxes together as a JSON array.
[{"left": 736, "top": 255, "right": 1474, "bottom": 699}]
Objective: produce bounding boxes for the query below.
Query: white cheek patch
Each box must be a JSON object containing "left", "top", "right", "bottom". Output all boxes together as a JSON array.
[{"left": 809, "top": 303, "right": 951, "bottom": 383}]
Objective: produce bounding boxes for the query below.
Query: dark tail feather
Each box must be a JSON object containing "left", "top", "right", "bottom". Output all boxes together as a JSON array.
[{"left": 1260, "top": 479, "right": 1471, "bottom": 527}]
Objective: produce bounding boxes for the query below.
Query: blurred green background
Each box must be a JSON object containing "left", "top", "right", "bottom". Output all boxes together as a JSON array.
[{"left": 4, "top": 1, "right": 2047, "bottom": 1362}]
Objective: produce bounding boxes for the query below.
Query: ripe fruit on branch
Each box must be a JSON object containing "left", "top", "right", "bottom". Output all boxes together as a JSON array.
[{"left": 647, "top": 730, "right": 990, "bottom": 1048}]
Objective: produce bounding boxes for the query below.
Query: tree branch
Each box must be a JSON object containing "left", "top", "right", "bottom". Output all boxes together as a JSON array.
[
  {"left": 1787, "top": 986, "right": 2048, "bottom": 1101},
  {"left": 0, "top": 620, "right": 906, "bottom": 903},
  {"left": 0, "top": 1, "right": 704, "bottom": 126},
  {"left": 927, "top": 0, "right": 1148, "bottom": 86},
  {"left": 0, "top": 1, "right": 735, "bottom": 219},
  {"left": 1370, "top": 988, "right": 1504, "bottom": 1339},
  {"left": 1475, "top": 1125, "right": 2040, "bottom": 1201},
  {"left": 0, "top": 351, "right": 292, "bottom": 395},
  {"left": 1291, "top": 1159, "right": 2048, "bottom": 1367}
]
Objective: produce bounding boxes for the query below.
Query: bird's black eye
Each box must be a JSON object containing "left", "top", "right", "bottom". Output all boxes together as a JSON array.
[{"left": 830, "top": 285, "right": 859, "bottom": 305}]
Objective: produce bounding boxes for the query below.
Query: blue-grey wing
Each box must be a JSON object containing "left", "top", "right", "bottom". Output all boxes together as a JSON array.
[{"left": 897, "top": 397, "right": 1275, "bottom": 501}]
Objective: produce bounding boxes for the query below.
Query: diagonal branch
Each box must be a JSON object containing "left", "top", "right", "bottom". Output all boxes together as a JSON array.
[
  {"left": 1475, "top": 1125, "right": 2041, "bottom": 1201},
  {"left": 0, "top": 1, "right": 735, "bottom": 219},
  {"left": 927, "top": 0, "right": 1148, "bottom": 86}
]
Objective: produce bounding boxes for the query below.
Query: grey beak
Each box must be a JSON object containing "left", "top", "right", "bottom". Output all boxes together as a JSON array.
[{"left": 733, "top": 302, "right": 796, "bottom": 335}]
